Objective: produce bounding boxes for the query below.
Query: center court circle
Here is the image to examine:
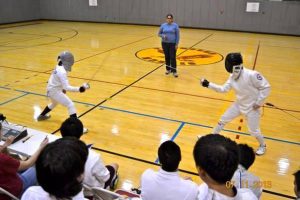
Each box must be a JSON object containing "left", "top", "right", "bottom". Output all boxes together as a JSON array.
[{"left": 135, "top": 47, "right": 223, "bottom": 66}]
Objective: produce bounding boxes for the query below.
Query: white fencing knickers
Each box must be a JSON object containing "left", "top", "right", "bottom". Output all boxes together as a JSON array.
[
  {"left": 47, "top": 90, "right": 77, "bottom": 116},
  {"left": 212, "top": 103, "right": 265, "bottom": 146}
]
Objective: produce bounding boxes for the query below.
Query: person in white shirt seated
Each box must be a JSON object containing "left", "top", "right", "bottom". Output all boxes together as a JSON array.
[
  {"left": 193, "top": 134, "right": 257, "bottom": 200},
  {"left": 140, "top": 140, "right": 198, "bottom": 200},
  {"left": 294, "top": 170, "right": 300, "bottom": 200},
  {"left": 232, "top": 144, "right": 262, "bottom": 199},
  {"left": 21, "top": 137, "right": 88, "bottom": 200},
  {"left": 60, "top": 117, "right": 119, "bottom": 196}
]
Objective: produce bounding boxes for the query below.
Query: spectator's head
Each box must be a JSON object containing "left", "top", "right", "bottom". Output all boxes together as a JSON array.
[
  {"left": 60, "top": 117, "right": 83, "bottom": 139},
  {"left": 36, "top": 137, "right": 88, "bottom": 199},
  {"left": 294, "top": 170, "right": 300, "bottom": 198},
  {"left": 158, "top": 140, "right": 181, "bottom": 172},
  {"left": 238, "top": 144, "right": 255, "bottom": 170},
  {"left": 193, "top": 134, "right": 239, "bottom": 185}
]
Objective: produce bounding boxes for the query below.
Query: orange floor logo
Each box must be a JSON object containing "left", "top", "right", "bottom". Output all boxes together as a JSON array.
[{"left": 135, "top": 47, "right": 223, "bottom": 66}]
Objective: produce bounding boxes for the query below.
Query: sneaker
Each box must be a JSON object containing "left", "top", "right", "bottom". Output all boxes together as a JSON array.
[
  {"left": 37, "top": 114, "right": 51, "bottom": 121},
  {"left": 165, "top": 70, "right": 171, "bottom": 75},
  {"left": 109, "top": 172, "right": 119, "bottom": 190},
  {"left": 83, "top": 127, "right": 88, "bottom": 134},
  {"left": 256, "top": 145, "right": 266, "bottom": 155},
  {"left": 173, "top": 72, "right": 178, "bottom": 78}
]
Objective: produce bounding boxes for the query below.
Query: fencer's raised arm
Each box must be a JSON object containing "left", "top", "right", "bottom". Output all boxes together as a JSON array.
[
  {"left": 207, "top": 78, "right": 232, "bottom": 93},
  {"left": 250, "top": 73, "right": 271, "bottom": 106}
]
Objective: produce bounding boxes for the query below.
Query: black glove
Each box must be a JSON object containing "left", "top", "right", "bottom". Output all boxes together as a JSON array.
[
  {"left": 201, "top": 79, "right": 210, "bottom": 87},
  {"left": 79, "top": 86, "right": 86, "bottom": 93}
]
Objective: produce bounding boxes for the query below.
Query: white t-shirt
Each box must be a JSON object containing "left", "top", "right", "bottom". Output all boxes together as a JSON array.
[
  {"left": 208, "top": 68, "right": 270, "bottom": 114},
  {"left": 231, "top": 165, "right": 262, "bottom": 199},
  {"left": 47, "top": 65, "right": 79, "bottom": 93},
  {"left": 21, "top": 186, "right": 87, "bottom": 200},
  {"left": 83, "top": 149, "right": 110, "bottom": 195},
  {"left": 141, "top": 168, "right": 198, "bottom": 200},
  {"left": 197, "top": 183, "right": 257, "bottom": 200}
]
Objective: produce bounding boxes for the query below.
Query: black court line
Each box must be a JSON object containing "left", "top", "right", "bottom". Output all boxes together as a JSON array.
[
  {"left": 0, "top": 30, "right": 74, "bottom": 46},
  {"left": 0, "top": 86, "right": 297, "bottom": 199},
  {"left": 91, "top": 146, "right": 295, "bottom": 199},
  {"left": 253, "top": 41, "right": 260, "bottom": 70},
  {"left": 0, "top": 28, "right": 78, "bottom": 52},
  {"left": 43, "top": 35, "right": 154, "bottom": 73},
  {"left": 1, "top": 64, "right": 300, "bottom": 114},
  {"left": 50, "top": 33, "right": 213, "bottom": 135},
  {"left": 1, "top": 84, "right": 299, "bottom": 145},
  {"left": 0, "top": 22, "right": 42, "bottom": 30},
  {"left": 0, "top": 35, "right": 62, "bottom": 47}
]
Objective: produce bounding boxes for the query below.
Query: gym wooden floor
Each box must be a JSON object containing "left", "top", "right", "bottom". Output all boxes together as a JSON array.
[{"left": 0, "top": 20, "right": 299, "bottom": 199}]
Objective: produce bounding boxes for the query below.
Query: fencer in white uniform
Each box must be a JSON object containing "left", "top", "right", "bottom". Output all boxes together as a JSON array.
[
  {"left": 37, "top": 51, "right": 89, "bottom": 132},
  {"left": 200, "top": 52, "right": 271, "bottom": 155}
]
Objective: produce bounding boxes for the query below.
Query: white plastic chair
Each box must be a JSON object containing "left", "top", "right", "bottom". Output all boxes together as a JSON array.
[
  {"left": 0, "top": 187, "right": 20, "bottom": 200},
  {"left": 91, "top": 187, "right": 124, "bottom": 200}
]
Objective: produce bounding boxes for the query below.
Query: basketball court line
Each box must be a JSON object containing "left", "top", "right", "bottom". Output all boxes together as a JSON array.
[
  {"left": 0, "top": 28, "right": 78, "bottom": 52},
  {"left": 1, "top": 64, "right": 299, "bottom": 113},
  {"left": 0, "top": 29, "right": 79, "bottom": 46},
  {"left": 253, "top": 41, "right": 260, "bottom": 70},
  {"left": 0, "top": 86, "right": 299, "bottom": 145},
  {"left": 154, "top": 122, "right": 185, "bottom": 163},
  {"left": 0, "top": 93, "right": 28, "bottom": 106},
  {"left": 0, "top": 22, "right": 42, "bottom": 30},
  {"left": 0, "top": 94, "right": 294, "bottom": 200}
]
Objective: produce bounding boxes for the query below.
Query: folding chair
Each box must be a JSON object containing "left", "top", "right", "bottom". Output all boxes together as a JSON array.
[
  {"left": 0, "top": 187, "right": 20, "bottom": 200},
  {"left": 114, "top": 189, "right": 141, "bottom": 198},
  {"left": 91, "top": 187, "right": 124, "bottom": 200}
]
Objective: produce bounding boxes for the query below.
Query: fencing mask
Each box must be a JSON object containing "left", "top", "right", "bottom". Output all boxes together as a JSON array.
[
  {"left": 225, "top": 52, "right": 243, "bottom": 80},
  {"left": 58, "top": 51, "right": 74, "bottom": 71}
]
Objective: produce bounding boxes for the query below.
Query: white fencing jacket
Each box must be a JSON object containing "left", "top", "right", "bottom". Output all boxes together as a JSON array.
[{"left": 208, "top": 68, "right": 271, "bottom": 114}]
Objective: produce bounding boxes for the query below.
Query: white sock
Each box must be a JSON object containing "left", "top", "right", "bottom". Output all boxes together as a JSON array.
[
  {"left": 255, "top": 134, "right": 265, "bottom": 147},
  {"left": 212, "top": 121, "right": 225, "bottom": 134}
]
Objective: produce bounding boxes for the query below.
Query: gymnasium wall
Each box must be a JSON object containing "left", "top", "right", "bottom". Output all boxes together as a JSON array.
[
  {"left": 38, "top": 0, "right": 300, "bottom": 35},
  {"left": 0, "top": 0, "right": 40, "bottom": 24},
  {"left": 1, "top": 0, "right": 299, "bottom": 35}
]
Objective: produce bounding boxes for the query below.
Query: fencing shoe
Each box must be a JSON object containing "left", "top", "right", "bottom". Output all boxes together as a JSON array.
[
  {"left": 256, "top": 145, "right": 266, "bottom": 156},
  {"left": 37, "top": 114, "right": 51, "bottom": 121}
]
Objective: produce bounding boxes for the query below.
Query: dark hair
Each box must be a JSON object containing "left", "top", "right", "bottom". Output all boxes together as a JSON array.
[
  {"left": 60, "top": 117, "right": 83, "bottom": 139},
  {"left": 36, "top": 137, "right": 88, "bottom": 198},
  {"left": 193, "top": 134, "right": 239, "bottom": 184},
  {"left": 238, "top": 144, "right": 255, "bottom": 170},
  {"left": 294, "top": 170, "right": 300, "bottom": 192},
  {"left": 166, "top": 13, "right": 173, "bottom": 19},
  {"left": 158, "top": 140, "right": 181, "bottom": 172}
]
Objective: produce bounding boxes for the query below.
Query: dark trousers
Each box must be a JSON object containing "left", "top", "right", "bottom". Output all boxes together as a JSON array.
[{"left": 162, "top": 42, "right": 177, "bottom": 72}]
